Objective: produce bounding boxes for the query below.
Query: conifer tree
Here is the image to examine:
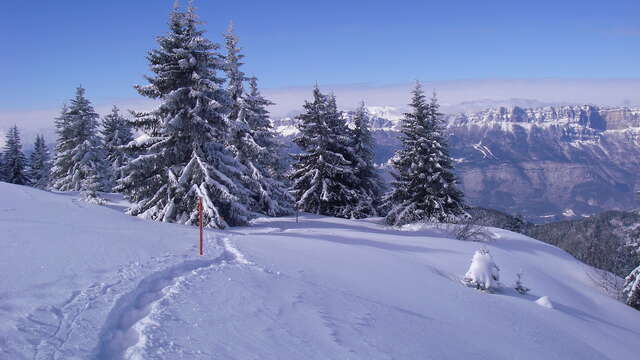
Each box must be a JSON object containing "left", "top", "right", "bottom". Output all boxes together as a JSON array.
[
  {"left": 0, "top": 152, "right": 4, "bottom": 181},
  {"left": 223, "top": 25, "right": 292, "bottom": 216},
  {"left": 118, "top": 4, "right": 251, "bottom": 228},
  {"left": 463, "top": 248, "right": 501, "bottom": 291},
  {"left": 2, "top": 125, "right": 30, "bottom": 185},
  {"left": 351, "top": 102, "right": 384, "bottom": 217},
  {"left": 50, "top": 87, "right": 108, "bottom": 200},
  {"left": 224, "top": 22, "right": 246, "bottom": 124},
  {"left": 623, "top": 264, "right": 640, "bottom": 310},
  {"left": 101, "top": 106, "right": 133, "bottom": 190},
  {"left": 289, "top": 87, "right": 361, "bottom": 218},
  {"left": 384, "top": 82, "right": 465, "bottom": 226},
  {"left": 28, "top": 135, "right": 51, "bottom": 189},
  {"left": 245, "top": 77, "right": 288, "bottom": 177}
]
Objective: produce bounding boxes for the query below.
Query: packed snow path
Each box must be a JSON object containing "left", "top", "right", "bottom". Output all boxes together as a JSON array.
[
  {"left": 95, "top": 237, "right": 250, "bottom": 360},
  {"left": 2, "top": 183, "right": 640, "bottom": 359}
]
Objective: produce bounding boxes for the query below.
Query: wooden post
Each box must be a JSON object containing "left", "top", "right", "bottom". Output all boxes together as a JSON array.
[
  {"left": 295, "top": 203, "right": 299, "bottom": 224},
  {"left": 198, "top": 197, "right": 203, "bottom": 256}
]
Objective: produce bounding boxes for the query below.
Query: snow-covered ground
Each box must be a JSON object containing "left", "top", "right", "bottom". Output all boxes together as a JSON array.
[{"left": 1, "top": 182, "right": 639, "bottom": 359}]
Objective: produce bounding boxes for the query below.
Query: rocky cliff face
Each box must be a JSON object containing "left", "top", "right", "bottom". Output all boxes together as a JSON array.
[
  {"left": 274, "top": 105, "right": 640, "bottom": 222},
  {"left": 446, "top": 106, "right": 640, "bottom": 222}
]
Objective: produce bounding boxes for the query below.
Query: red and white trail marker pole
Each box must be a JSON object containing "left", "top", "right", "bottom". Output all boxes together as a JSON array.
[{"left": 198, "top": 197, "right": 204, "bottom": 256}]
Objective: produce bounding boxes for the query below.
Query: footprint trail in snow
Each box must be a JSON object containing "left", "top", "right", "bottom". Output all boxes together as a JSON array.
[{"left": 94, "top": 235, "right": 255, "bottom": 360}]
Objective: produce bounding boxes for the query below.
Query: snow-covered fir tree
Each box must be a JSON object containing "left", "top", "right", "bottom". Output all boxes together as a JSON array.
[
  {"left": 1, "top": 126, "right": 30, "bottom": 185},
  {"left": 223, "top": 24, "right": 292, "bottom": 216},
  {"left": 223, "top": 22, "right": 246, "bottom": 125},
  {"left": 350, "top": 102, "right": 384, "bottom": 217},
  {"left": 245, "top": 77, "right": 289, "bottom": 177},
  {"left": 28, "top": 135, "right": 51, "bottom": 189},
  {"left": 101, "top": 106, "right": 133, "bottom": 190},
  {"left": 289, "top": 87, "right": 363, "bottom": 218},
  {"left": 118, "top": 4, "right": 252, "bottom": 228},
  {"left": 623, "top": 264, "right": 640, "bottom": 310},
  {"left": 50, "top": 87, "right": 109, "bottom": 201},
  {"left": 384, "top": 82, "right": 465, "bottom": 226}
]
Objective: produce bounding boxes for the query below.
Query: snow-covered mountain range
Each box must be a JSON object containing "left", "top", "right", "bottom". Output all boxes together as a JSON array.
[{"left": 274, "top": 105, "right": 640, "bottom": 222}]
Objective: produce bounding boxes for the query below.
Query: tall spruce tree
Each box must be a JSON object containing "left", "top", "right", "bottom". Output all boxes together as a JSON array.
[
  {"left": 118, "top": 4, "right": 252, "bottom": 228},
  {"left": 2, "top": 126, "right": 30, "bottom": 185},
  {"left": 223, "top": 24, "right": 292, "bottom": 216},
  {"left": 0, "top": 151, "right": 4, "bottom": 181},
  {"left": 351, "top": 102, "right": 384, "bottom": 217},
  {"left": 28, "top": 135, "right": 51, "bottom": 189},
  {"left": 101, "top": 106, "right": 133, "bottom": 190},
  {"left": 50, "top": 87, "right": 108, "bottom": 200},
  {"left": 245, "top": 77, "right": 288, "bottom": 177},
  {"left": 289, "top": 87, "right": 361, "bottom": 218},
  {"left": 224, "top": 22, "right": 246, "bottom": 124},
  {"left": 384, "top": 82, "right": 465, "bottom": 226}
]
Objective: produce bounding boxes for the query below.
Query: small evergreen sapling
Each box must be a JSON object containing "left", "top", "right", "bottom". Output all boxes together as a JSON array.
[{"left": 514, "top": 271, "right": 530, "bottom": 295}]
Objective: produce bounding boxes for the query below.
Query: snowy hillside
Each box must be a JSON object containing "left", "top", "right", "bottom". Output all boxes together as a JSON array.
[{"left": 1, "top": 182, "right": 639, "bottom": 359}]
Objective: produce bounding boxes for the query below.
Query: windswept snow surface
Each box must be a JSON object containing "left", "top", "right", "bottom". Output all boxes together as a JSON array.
[{"left": 1, "top": 182, "right": 639, "bottom": 359}]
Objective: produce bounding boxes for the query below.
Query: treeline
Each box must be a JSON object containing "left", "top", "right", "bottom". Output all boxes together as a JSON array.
[{"left": 1, "top": 3, "right": 465, "bottom": 228}]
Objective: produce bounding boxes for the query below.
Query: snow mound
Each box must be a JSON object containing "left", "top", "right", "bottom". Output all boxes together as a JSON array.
[{"left": 535, "top": 296, "right": 554, "bottom": 309}]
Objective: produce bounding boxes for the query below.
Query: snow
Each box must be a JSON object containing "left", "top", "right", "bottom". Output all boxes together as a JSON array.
[
  {"left": 274, "top": 123, "right": 300, "bottom": 137},
  {"left": 535, "top": 296, "right": 554, "bottom": 309},
  {"left": 472, "top": 142, "right": 497, "bottom": 159},
  {"left": 365, "top": 105, "right": 403, "bottom": 122},
  {"left": 463, "top": 248, "right": 501, "bottom": 290},
  {"left": 1, "top": 182, "right": 640, "bottom": 359}
]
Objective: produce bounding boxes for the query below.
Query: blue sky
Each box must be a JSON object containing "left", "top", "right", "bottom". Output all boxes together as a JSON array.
[{"left": 1, "top": 0, "right": 639, "bottom": 111}]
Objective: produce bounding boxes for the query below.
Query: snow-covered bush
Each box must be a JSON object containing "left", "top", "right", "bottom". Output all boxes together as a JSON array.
[
  {"left": 586, "top": 268, "right": 624, "bottom": 300},
  {"left": 463, "top": 248, "right": 500, "bottom": 291},
  {"left": 451, "top": 216, "right": 493, "bottom": 242}
]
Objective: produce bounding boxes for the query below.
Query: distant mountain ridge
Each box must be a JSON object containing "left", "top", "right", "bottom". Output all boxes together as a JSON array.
[
  {"left": 274, "top": 104, "right": 640, "bottom": 222},
  {"left": 273, "top": 104, "right": 640, "bottom": 133}
]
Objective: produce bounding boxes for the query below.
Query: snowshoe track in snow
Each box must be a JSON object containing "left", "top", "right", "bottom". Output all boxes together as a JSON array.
[{"left": 94, "top": 236, "right": 251, "bottom": 360}]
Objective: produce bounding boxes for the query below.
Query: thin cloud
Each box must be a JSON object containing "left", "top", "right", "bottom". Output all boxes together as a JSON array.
[
  {"left": 263, "top": 78, "right": 640, "bottom": 117},
  {"left": 2, "top": 78, "right": 640, "bottom": 147},
  {"left": 606, "top": 26, "right": 640, "bottom": 37}
]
